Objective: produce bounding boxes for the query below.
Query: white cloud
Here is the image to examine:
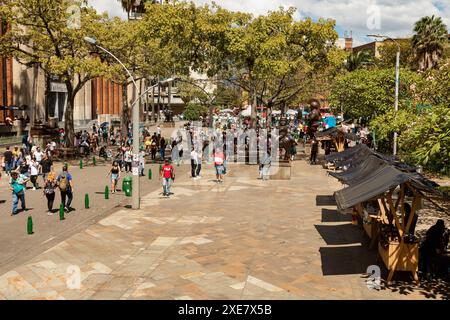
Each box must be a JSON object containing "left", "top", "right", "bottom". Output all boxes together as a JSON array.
[{"left": 87, "top": 0, "right": 127, "bottom": 19}]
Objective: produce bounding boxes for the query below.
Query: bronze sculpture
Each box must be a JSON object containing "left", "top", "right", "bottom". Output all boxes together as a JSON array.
[{"left": 307, "top": 99, "right": 322, "bottom": 137}]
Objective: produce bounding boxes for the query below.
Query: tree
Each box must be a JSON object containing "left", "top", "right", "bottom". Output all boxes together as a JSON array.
[
  {"left": 183, "top": 102, "right": 208, "bottom": 121},
  {"left": 401, "top": 105, "right": 450, "bottom": 175},
  {"left": 94, "top": 17, "right": 171, "bottom": 133},
  {"left": 345, "top": 50, "right": 373, "bottom": 71},
  {"left": 411, "top": 15, "right": 448, "bottom": 71},
  {"left": 0, "top": 0, "right": 112, "bottom": 146},
  {"left": 220, "top": 8, "right": 340, "bottom": 125},
  {"left": 329, "top": 68, "right": 423, "bottom": 120},
  {"left": 377, "top": 39, "right": 416, "bottom": 70}
]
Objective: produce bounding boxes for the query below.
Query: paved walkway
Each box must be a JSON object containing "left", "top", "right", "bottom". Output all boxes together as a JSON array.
[{"left": 0, "top": 160, "right": 444, "bottom": 299}]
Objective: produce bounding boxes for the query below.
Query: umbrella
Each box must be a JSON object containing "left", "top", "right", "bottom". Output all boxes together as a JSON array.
[{"left": 100, "top": 122, "right": 109, "bottom": 128}]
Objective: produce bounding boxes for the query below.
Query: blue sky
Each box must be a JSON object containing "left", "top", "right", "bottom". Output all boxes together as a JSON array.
[{"left": 88, "top": 0, "right": 450, "bottom": 46}]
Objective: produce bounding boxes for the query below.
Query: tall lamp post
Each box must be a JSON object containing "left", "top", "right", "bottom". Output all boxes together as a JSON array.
[
  {"left": 367, "top": 34, "right": 400, "bottom": 156},
  {"left": 84, "top": 37, "right": 174, "bottom": 209}
]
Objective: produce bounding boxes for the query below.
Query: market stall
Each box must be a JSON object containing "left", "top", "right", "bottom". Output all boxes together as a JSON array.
[
  {"left": 333, "top": 159, "right": 443, "bottom": 284},
  {"left": 315, "top": 127, "right": 359, "bottom": 152}
]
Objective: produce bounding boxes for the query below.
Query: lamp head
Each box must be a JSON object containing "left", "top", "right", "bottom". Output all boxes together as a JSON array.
[{"left": 84, "top": 37, "right": 97, "bottom": 45}]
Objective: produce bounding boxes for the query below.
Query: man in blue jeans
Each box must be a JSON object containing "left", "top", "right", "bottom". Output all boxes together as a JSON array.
[{"left": 9, "top": 171, "right": 28, "bottom": 215}]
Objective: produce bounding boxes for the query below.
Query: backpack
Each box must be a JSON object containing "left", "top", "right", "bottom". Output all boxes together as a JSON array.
[{"left": 59, "top": 173, "right": 69, "bottom": 192}]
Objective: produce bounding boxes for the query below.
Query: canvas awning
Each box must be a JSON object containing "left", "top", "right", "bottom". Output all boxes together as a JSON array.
[
  {"left": 334, "top": 165, "right": 413, "bottom": 210},
  {"left": 328, "top": 155, "right": 386, "bottom": 186}
]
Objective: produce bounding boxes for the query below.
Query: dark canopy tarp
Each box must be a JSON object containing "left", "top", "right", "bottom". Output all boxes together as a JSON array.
[
  {"left": 334, "top": 165, "right": 412, "bottom": 210},
  {"left": 315, "top": 127, "right": 359, "bottom": 141},
  {"left": 334, "top": 164, "right": 443, "bottom": 210},
  {"left": 325, "top": 144, "right": 369, "bottom": 163},
  {"left": 329, "top": 155, "right": 386, "bottom": 186}
]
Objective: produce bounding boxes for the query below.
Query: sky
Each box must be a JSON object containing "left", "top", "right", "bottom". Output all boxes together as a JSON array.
[{"left": 88, "top": 0, "right": 450, "bottom": 46}]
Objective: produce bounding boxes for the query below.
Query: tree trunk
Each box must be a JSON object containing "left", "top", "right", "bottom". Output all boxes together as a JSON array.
[
  {"left": 64, "top": 82, "right": 76, "bottom": 147},
  {"left": 121, "top": 83, "right": 130, "bottom": 136}
]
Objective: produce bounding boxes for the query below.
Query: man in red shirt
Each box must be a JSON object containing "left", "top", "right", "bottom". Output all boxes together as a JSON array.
[
  {"left": 213, "top": 148, "right": 225, "bottom": 183},
  {"left": 159, "top": 159, "right": 174, "bottom": 197}
]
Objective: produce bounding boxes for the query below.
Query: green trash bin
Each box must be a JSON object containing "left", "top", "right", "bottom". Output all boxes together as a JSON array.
[{"left": 122, "top": 176, "right": 132, "bottom": 197}]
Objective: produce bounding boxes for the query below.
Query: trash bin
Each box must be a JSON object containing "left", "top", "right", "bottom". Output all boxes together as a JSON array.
[{"left": 122, "top": 176, "right": 132, "bottom": 197}]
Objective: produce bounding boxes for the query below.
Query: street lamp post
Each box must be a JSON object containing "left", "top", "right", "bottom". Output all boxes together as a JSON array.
[
  {"left": 85, "top": 37, "right": 176, "bottom": 210},
  {"left": 367, "top": 34, "right": 400, "bottom": 156},
  {"left": 84, "top": 36, "right": 141, "bottom": 209}
]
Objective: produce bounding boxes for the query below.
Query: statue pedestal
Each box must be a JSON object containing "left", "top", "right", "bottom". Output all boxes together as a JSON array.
[{"left": 270, "top": 159, "right": 291, "bottom": 180}]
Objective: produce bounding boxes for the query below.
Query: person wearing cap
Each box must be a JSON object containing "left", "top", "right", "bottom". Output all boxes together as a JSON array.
[{"left": 159, "top": 159, "right": 174, "bottom": 197}]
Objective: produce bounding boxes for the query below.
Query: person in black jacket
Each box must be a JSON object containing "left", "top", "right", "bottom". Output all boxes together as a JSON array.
[{"left": 420, "top": 219, "right": 449, "bottom": 279}]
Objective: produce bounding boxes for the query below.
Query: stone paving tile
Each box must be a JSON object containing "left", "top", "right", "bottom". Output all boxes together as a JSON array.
[{"left": 0, "top": 161, "right": 444, "bottom": 299}]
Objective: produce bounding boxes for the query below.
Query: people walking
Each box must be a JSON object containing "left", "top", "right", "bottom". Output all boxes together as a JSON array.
[
  {"left": 3, "top": 146, "right": 13, "bottom": 175},
  {"left": 310, "top": 136, "right": 318, "bottom": 165},
  {"left": 57, "top": 165, "right": 74, "bottom": 212},
  {"left": 9, "top": 171, "right": 28, "bottom": 216},
  {"left": 29, "top": 157, "right": 40, "bottom": 190},
  {"left": 260, "top": 150, "right": 272, "bottom": 181},
  {"left": 190, "top": 148, "right": 198, "bottom": 178},
  {"left": 124, "top": 147, "right": 132, "bottom": 173},
  {"left": 213, "top": 148, "right": 225, "bottom": 183},
  {"left": 159, "top": 159, "right": 174, "bottom": 197},
  {"left": 160, "top": 137, "right": 167, "bottom": 161},
  {"left": 108, "top": 161, "right": 121, "bottom": 193},
  {"left": 43, "top": 171, "right": 57, "bottom": 215}
]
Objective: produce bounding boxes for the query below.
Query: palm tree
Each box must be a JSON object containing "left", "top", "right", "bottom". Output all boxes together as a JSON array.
[
  {"left": 412, "top": 15, "right": 448, "bottom": 71},
  {"left": 118, "top": 0, "right": 157, "bottom": 20},
  {"left": 345, "top": 50, "right": 373, "bottom": 71}
]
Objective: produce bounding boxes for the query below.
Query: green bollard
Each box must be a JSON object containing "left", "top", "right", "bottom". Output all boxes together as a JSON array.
[
  {"left": 59, "top": 204, "right": 65, "bottom": 220},
  {"left": 148, "top": 169, "right": 152, "bottom": 180},
  {"left": 93, "top": 156, "right": 96, "bottom": 166},
  {"left": 159, "top": 164, "right": 162, "bottom": 173},
  {"left": 27, "top": 216, "right": 33, "bottom": 235},
  {"left": 105, "top": 186, "right": 109, "bottom": 199},
  {"left": 80, "top": 159, "right": 83, "bottom": 169},
  {"left": 85, "top": 193, "right": 90, "bottom": 209}
]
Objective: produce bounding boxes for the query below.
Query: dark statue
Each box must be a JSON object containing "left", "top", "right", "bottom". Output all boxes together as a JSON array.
[
  {"left": 278, "top": 115, "right": 297, "bottom": 161},
  {"left": 306, "top": 99, "right": 322, "bottom": 137}
]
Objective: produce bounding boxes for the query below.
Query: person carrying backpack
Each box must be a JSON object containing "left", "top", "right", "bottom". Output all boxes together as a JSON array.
[{"left": 57, "top": 165, "right": 74, "bottom": 212}]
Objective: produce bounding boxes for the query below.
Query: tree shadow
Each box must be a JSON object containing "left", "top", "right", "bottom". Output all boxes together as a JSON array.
[
  {"left": 321, "top": 208, "right": 351, "bottom": 223},
  {"left": 316, "top": 195, "right": 336, "bottom": 206},
  {"left": 377, "top": 269, "right": 450, "bottom": 299}
]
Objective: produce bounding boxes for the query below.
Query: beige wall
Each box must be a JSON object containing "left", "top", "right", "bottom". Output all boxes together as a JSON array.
[{"left": 11, "top": 58, "right": 96, "bottom": 128}]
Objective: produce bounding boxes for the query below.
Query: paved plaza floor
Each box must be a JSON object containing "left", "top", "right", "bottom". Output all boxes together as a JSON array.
[{"left": 0, "top": 159, "right": 446, "bottom": 299}]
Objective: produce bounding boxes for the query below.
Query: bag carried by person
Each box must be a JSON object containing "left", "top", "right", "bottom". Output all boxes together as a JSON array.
[
  {"left": 44, "top": 181, "right": 55, "bottom": 195},
  {"left": 59, "top": 174, "right": 69, "bottom": 192},
  {"left": 12, "top": 181, "right": 24, "bottom": 194}
]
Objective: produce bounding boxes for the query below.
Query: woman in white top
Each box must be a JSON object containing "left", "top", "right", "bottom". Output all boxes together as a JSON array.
[{"left": 30, "top": 157, "right": 40, "bottom": 190}]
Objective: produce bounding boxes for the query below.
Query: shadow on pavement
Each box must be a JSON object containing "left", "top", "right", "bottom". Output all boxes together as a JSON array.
[
  {"left": 319, "top": 246, "right": 377, "bottom": 276},
  {"left": 379, "top": 273, "right": 450, "bottom": 299},
  {"left": 315, "top": 224, "right": 363, "bottom": 245},
  {"left": 316, "top": 195, "right": 336, "bottom": 206},
  {"left": 321, "top": 208, "right": 351, "bottom": 223}
]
